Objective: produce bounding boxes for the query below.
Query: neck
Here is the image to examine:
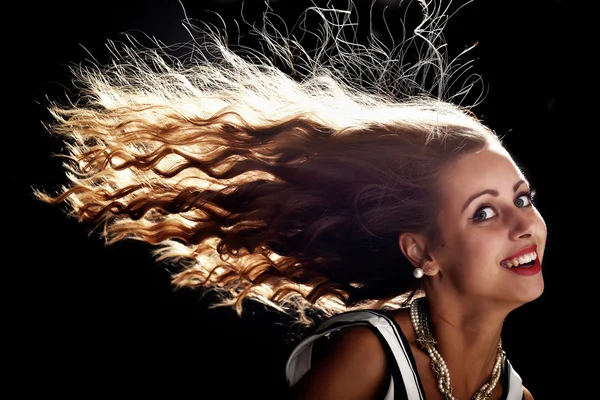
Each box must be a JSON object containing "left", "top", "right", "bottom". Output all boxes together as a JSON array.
[
  {"left": 411, "top": 297, "right": 506, "bottom": 399},
  {"left": 424, "top": 294, "right": 507, "bottom": 351},
  {"left": 429, "top": 302, "right": 503, "bottom": 364}
]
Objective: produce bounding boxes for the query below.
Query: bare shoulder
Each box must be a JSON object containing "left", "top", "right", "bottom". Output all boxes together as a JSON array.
[
  {"left": 288, "top": 324, "right": 389, "bottom": 400},
  {"left": 523, "top": 386, "right": 535, "bottom": 400}
]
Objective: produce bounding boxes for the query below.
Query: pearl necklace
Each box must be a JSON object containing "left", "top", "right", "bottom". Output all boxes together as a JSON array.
[{"left": 409, "top": 298, "right": 505, "bottom": 400}]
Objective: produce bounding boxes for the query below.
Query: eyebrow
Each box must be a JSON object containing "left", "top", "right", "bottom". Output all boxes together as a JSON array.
[{"left": 462, "top": 180, "right": 527, "bottom": 212}]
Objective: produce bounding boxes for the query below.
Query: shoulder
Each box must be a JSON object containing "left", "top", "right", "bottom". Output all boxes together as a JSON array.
[
  {"left": 522, "top": 386, "right": 535, "bottom": 400},
  {"left": 288, "top": 322, "right": 389, "bottom": 400}
]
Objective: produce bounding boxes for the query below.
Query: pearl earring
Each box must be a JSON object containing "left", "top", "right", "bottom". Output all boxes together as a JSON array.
[{"left": 413, "top": 267, "right": 424, "bottom": 279}]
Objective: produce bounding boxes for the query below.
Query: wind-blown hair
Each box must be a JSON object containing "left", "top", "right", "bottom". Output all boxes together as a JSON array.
[{"left": 36, "top": 0, "right": 501, "bottom": 325}]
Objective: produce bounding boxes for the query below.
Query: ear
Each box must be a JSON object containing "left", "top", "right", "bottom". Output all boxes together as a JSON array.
[
  {"left": 398, "top": 232, "right": 428, "bottom": 267},
  {"left": 398, "top": 232, "right": 439, "bottom": 276}
]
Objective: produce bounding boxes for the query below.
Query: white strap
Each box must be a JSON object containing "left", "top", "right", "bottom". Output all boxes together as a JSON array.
[
  {"left": 505, "top": 359, "right": 524, "bottom": 400},
  {"left": 286, "top": 310, "right": 524, "bottom": 399},
  {"left": 285, "top": 311, "right": 425, "bottom": 399}
]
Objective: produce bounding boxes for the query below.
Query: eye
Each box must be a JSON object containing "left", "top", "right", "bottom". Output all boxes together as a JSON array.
[
  {"left": 515, "top": 191, "right": 536, "bottom": 208},
  {"left": 471, "top": 206, "right": 497, "bottom": 223}
]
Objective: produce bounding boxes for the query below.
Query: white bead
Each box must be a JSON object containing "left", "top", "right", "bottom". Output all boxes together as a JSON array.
[{"left": 413, "top": 267, "right": 424, "bottom": 278}]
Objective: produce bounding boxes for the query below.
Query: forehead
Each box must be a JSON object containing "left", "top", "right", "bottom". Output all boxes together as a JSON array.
[{"left": 439, "top": 145, "right": 525, "bottom": 201}]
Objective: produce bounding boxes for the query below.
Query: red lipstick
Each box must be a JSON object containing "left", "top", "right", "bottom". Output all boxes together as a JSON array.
[
  {"left": 502, "top": 244, "right": 537, "bottom": 262},
  {"left": 501, "top": 244, "right": 541, "bottom": 276},
  {"left": 507, "top": 256, "right": 541, "bottom": 276}
]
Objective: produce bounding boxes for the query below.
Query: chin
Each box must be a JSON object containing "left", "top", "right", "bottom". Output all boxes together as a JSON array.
[{"left": 518, "top": 275, "right": 545, "bottom": 305}]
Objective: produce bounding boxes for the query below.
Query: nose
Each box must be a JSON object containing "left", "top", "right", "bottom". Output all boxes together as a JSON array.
[{"left": 507, "top": 209, "right": 538, "bottom": 240}]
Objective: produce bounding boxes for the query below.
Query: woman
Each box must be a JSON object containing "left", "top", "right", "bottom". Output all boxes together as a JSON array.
[
  {"left": 285, "top": 134, "right": 544, "bottom": 399},
  {"left": 34, "top": 1, "right": 545, "bottom": 398}
]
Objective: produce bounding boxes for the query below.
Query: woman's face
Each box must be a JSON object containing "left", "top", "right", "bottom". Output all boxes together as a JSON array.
[{"left": 429, "top": 142, "right": 546, "bottom": 307}]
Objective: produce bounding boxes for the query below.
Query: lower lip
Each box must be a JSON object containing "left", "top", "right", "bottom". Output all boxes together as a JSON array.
[{"left": 505, "top": 257, "right": 541, "bottom": 276}]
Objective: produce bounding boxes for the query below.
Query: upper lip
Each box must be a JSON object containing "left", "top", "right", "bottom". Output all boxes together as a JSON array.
[{"left": 501, "top": 244, "right": 537, "bottom": 262}]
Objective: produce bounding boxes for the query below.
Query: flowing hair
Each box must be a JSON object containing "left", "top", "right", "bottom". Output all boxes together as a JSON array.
[{"left": 35, "top": 0, "right": 500, "bottom": 326}]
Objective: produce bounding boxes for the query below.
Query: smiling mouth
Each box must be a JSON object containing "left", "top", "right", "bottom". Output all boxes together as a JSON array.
[
  {"left": 500, "top": 250, "right": 537, "bottom": 269},
  {"left": 507, "top": 260, "right": 535, "bottom": 268}
]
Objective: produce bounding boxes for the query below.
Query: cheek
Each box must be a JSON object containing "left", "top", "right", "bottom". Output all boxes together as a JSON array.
[
  {"left": 533, "top": 208, "right": 548, "bottom": 257},
  {"left": 443, "top": 229, "right": 493, "bottom": 255},
  {"left": 438, "top": 230, "right": 501, "bottom": 275},
  {"left": 535, "top": 209, "right": 547, "bottom": 236},
  {"left": 434, "top": 213, "right": 501, "bottom": 271},
  {"left": 460, "top": 232, "right": 499, "bottom": 266}
]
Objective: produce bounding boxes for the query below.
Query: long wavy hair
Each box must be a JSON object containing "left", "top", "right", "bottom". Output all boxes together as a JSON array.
[{"left": 35, "top": 0, "right": 501, "bottom": 326}]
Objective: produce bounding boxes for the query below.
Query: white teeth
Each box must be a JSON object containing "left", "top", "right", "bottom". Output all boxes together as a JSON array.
[
  {"left": 501, "top": 251, "right": 537, "bottom": 268},
  {"left": 517, "top": 255, "right": 530, "bottom": 264}
]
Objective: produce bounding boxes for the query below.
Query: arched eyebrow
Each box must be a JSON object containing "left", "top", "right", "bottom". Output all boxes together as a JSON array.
[{"left": 462, "top": 180, "right": 528, "bottom": 212}]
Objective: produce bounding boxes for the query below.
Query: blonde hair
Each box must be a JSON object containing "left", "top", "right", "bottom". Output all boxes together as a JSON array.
[{"left": 36, "top": 0, "right": 499, "bottom": 326}]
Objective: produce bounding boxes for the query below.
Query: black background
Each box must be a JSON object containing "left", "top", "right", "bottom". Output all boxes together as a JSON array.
[{"left": 11, "top": 0, "right": 577, "bottom": 398}]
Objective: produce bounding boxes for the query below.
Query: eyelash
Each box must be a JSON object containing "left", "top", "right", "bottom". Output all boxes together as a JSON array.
[{"left": 470, "top": 190, "right": 537, "bottom": 223}]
